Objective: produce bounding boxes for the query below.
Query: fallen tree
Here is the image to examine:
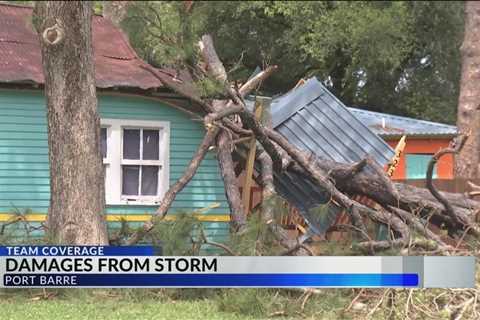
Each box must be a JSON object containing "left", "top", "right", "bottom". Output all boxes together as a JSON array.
[{"left": 126, "top": 33, "right": 480, "bottom": 254}]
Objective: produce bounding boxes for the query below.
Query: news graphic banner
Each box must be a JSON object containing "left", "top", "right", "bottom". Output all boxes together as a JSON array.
[{"left": 0, "top": 246, "right": 475, "bottom": 288}]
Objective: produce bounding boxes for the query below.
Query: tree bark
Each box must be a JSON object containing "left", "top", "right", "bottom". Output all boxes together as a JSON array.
[
  {"left": 286, "top": 152, "right": 479, "bottom": 234},
  {"left": 102, "top": 1, "right": 130, "bottom": 26},
  {"left": 455, "top": 1, "right": 480, "bottom": 179},
  {"left": 34, "top": 2, "right": 108, "bottom": 245},
  {"left": 217, "top": 130, "right": 246, "bottom": 231}
]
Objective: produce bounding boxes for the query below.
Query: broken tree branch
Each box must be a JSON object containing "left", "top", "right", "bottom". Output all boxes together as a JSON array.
[
  {"left": 427, "top": 134, "right": 467, "bottom": 229},
  {"left": 199, "top": 227, "right": 237, "bottom": 255},
  {"left": 217, "top": 129, "right": 247, "bottom": 231},
  {"left": 257, "top": 99, "right": 311, "bottom": 253},
  {"left": 389, "top": 206, "right": 453, "bottom": 251},
  {"left": 126, "top": 126, "right": 220, "bottom": 245},
  {"left": 198, "top": 34, "right": 228, "bottom": 83},
  {"left": 135, "top": 32, "right": 480, "bottom": 253},
  {"left": 355, "top": 208, "right": 410, "bottom": 252},
  {"left": 239, "top": 65, "right": 278, "bottom": 97}
]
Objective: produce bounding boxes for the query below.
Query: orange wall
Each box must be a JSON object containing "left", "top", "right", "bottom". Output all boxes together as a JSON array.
[{"left": 386, "top": 138, "right": 454, "bottom": 180}]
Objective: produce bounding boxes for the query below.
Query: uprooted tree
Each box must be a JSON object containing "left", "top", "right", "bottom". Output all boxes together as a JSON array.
[{"left": 122, "top": 25, "right": 480, "bottom": 254}]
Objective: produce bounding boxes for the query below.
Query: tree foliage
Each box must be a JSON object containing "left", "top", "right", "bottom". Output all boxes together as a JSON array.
[{"left": 121, "top": 1, "right": 463, "bottom": 124}]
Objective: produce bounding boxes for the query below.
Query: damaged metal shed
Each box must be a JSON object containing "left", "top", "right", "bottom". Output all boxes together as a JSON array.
[{"left": 266, "top": 77, "right": 395, "bottom": 235}]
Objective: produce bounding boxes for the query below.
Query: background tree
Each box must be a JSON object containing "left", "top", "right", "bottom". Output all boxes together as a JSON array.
[
  {"left": 455, "top": 1, "right": 480, "bottom": 179},
  {"left": 34, "top": 1, "right": 108, "bottom": 245},
  {"left": 120, "top": 2, "right": 480, "bottom": 252},
  {"left": 123, "top": 1, "right": 463, "bottom": 124}
]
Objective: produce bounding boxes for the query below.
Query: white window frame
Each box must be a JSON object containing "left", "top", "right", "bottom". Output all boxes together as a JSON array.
[{"left": 101, "top": 118, "right": 170, "bottom": 205}]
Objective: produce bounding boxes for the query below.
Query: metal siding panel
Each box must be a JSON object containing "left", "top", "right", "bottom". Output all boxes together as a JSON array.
[
  {"left": 278, "top": 123, "right": 334, "bottom": 161},
  {"left": 274, "top": 170, "right": 341, "bottom": 235},
  {"left": 270, "top": 77, "right": 394, "bottom": 166}
]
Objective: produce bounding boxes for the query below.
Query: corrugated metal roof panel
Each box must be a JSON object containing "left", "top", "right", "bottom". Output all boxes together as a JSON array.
[
  {"left": 272, "top": 77, "right": 395, "bottom": 167},
  {"left": 349, "top": 108, "right": 458, "bottom": 137},
  {"left": 251, "top": 77, "right": 396, "bottom": 235},
  {"left": 273, "top": 169, "right": 342, "bottom": 235},
  {"left": 0, "top": 3, "right": 163, "bottom": 89}
]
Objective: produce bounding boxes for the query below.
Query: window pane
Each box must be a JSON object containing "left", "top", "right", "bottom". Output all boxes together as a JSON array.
[
  {"left": 406, "top": 154, "right": 436, "bottom": 179},
  {"left": 143, "top": 130, "right": 159, "bottom": 160},
  {"left": 122, "top": 165, "right": 139, "bottom": 195},
  {"left": 123, "top": 129, "right": 140, "bottom": 159},
  {"left": 101, "top": 128, "right": 107, "bottom": 159},
  {"left": 141, "top": 166, "right": 158, "bottom": 196}
]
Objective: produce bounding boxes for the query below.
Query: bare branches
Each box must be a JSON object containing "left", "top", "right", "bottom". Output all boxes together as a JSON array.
[
  {"left": 199, "top": 228, "right": 237, "bottom": 255},
  {"left": 389, "top": 206, "right": 453, "bottom": 251},
  {"left": 356, "top": 208, "right": 410, "bottom": 252},
  {"left": 427, "top": 134, "right": 470, "bottom": 229},
  {"left": 139, "top": 64, "right": 215, "bottom": 113}
]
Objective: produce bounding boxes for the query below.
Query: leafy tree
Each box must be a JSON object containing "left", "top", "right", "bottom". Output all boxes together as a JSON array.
[{"left": 122, "top": 1, "right": 463, "bottom": 123}]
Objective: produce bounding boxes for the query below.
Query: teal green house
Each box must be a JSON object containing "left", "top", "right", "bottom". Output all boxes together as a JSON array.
[{"left": 0, "top": 3, "right": 229, "bottom": 247}]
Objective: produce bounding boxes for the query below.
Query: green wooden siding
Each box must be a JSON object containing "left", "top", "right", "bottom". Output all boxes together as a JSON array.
[
  {"left": 0, "top": 89, "right": 229, "bottom": 246},
  {"left": 405, "top": 154, "right": 436, "bottom": 179}
]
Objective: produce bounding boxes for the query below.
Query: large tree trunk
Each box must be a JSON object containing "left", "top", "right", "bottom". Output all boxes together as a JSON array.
[
  {"left": 34, "top": 2, "right": 108, "bottom": 245},
  {"left": 455, "top": 1, "right": 480, "bottom": 179}
]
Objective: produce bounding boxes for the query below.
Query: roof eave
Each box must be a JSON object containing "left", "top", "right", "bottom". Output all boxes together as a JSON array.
[{"left": 380, "top": 133, "right": 458, "bottom": 140}]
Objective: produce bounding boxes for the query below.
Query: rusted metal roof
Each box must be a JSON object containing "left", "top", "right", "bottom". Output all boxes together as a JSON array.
[{"left": 0, "top": 3, "right": 163, "bottom": 89}]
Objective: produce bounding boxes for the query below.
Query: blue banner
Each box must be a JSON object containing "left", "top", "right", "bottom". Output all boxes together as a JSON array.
[{"left": 3, "top": 273, "right": 419, "bottom": 288}]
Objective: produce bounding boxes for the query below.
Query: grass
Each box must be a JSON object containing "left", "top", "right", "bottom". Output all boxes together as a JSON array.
[
  {"left": 0, "top": 290, "right": 258, "bottom": 320},
  {"left": 0, "top": 288, "right": 356, "bottom": 320},
  {"left": 1, "top": 285, "right": 480, "bottom": 320}
]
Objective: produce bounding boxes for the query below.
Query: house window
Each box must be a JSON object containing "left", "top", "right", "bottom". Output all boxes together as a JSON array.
[
  {"left": 406, "top": 154, "right": 437, "bottom": 179},
  {"left": 100, "top": 119, "right": 170, "bottom": 205}
]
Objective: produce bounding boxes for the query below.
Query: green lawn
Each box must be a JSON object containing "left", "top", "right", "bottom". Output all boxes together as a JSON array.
[{"left": 0, "top": 291, "right": 260, "bottom": 320}]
